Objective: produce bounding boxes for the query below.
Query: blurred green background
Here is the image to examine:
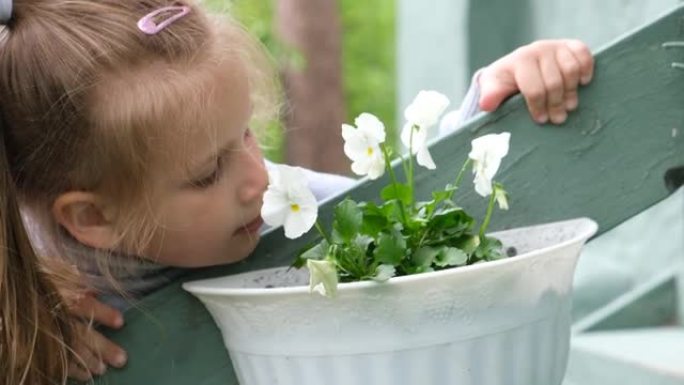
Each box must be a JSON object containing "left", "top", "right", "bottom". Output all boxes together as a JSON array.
[{"left": 205, "top": 0, "right": 396, "bottom": 163}]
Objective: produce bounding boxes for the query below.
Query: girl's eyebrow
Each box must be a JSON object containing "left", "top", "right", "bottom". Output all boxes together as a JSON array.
[
  {"left": 192, "top": 124, "right": 247, "bottom": 171},
  {"left": 192, "top": 103, "right": 253, "bottom": 172},
  {"left": 194, "top": 142, "right": 231, "bottom": 172}
]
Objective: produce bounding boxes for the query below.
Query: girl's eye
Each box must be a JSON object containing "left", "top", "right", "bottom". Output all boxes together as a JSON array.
[
  {"left": 192, "top": 156, "right": 224, "bottom": 188},
  {"left": 243, "top": 128, "right": 253, "bottom": 141}
]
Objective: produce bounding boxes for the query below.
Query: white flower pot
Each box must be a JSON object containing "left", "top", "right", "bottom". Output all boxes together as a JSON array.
[{"left": 183, "top": 217, "right": 597, "bottom": 385}]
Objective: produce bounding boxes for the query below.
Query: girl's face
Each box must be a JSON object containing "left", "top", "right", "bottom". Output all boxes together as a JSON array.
[{"left": 141, "top": 63, "right": 269, "bottom": 267}]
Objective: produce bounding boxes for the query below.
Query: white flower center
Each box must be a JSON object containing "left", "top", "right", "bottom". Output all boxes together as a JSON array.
[
  {"left": 366, "top": 147, "right": 374, "bottom": 156},
  {"left": 290, "top": 203, "right": 301, "bottom": 212}
]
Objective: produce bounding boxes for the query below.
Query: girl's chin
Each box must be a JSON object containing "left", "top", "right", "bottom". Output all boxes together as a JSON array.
[{"left": 226, "top": 233, "right": 261, "bottom": 260}]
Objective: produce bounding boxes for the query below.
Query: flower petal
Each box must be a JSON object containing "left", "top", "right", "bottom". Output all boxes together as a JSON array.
[
  {"left": 284, "top": 208, "right": 316, "bottom": 238},
  {"left": 473, "top": 172, "right": 493, "bottom": 197},
  {"left": 341, "top": 123, "right": 356, "bottom": 141},
  {"left": 343, "top": 135, "right": 368, "bottom": 161},
  {"left": 366, "top": 155, "right": 386, "bottom": 179},
  {"left": 404, "top": 90, "right": 450, "bottom": 128},
  {"left": 281, "top": 185, "right": 318, "bottom": 239},
  {"left": 308, "top": 259, "right": 338, "bottom": 297},
  {"left": 494, "top": 186, "right": 509, "bottom": 210},
  {"left": 416, "top": 145, "right": 436, "bottom": 170},
  {"left": 400, "top": 122, "right": 414, "bottom": 150},
  {"left": 469, "top": 132, "right": 511, "bottom": 196},
  {"left": 469, "top": 132, "right": 511, "bottom": 161},
  {"left": 262, "top": 164, "right": 319, "bottom": 239},
  {"left": 261, "top": 188, "right": 289, "bottom": 227},
  {"left": 355, "top": 113, "right": 386, "bottom": 143},
  {"left": 342, "top": 114, "right": 387, "bottom": 178},
  {"left": 400, "top": 122, "right": 428, "bottom": 154}
]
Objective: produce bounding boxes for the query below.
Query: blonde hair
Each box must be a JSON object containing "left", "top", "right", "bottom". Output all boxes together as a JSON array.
[{"left": 0, "top": 0, "right": 278, "bottom": 383}]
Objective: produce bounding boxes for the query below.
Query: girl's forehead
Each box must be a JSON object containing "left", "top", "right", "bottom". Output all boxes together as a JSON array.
[{"left": 147, "top": 61, "right": 252, "bottom": 178}]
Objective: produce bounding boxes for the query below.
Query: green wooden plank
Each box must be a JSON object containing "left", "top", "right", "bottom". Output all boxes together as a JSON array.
[
  {"left": 571, "top": 187, "right": 684, "bottom": 323},
  {"left": 572, "top": 270, "right": 679, "bottom": 333},
  {"left": 565, "top": 328, "right": 684, "bottom": 385},
  {"left": 96, "top": 5, "right": 684, "bottom": 384}
]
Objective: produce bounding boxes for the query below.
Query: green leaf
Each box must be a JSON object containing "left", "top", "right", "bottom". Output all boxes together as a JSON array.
[
  {"left": 431, "top": 191, "right": 450, "bottom": 202},
  {"left": 412, "top": 246, "right": 440, "bottom": 267},
  {"left": 414, "top": 266, "right": 435, "bottom": 274},
  {"left": 372, "top": 264, "right": 396, "bottom": 282},
  {"left": 454, "top": 235, "right": 481, "bottom": 255},
  {"left": 333, "top": 199, "right": 362, "bottom": 243},
  {"left": 374, "top": 200, "right": 405, "bottom": 225},
  {"left": 416, "top": 199, "right": 436, "bottom": 215},
  {"left": 473, "top": 236, "right": 504, "bottom": 262},
  {"left": 435, "top": 247, "right": 468, "bottom": 267},
  {"left": 431, "top": 183, "right": 456, "bottom": 203},
  {"left": 330, "top": 242, "right": 368, "bottom": 280},
  {"left": 429, "top": 207, "right": 473, "bottom": 235},
  {"left": 353, "top": 234, "right": 374, "bottom": 253},
  {"left": 373, "top": 229, "right": 406, "bottom": 265},
  {"left": 406, "top": 214, "right": 429, "bottom": 232},
  {"left": 293, "top": 240, "right": 329, "bottom": 268},
  {"left": 359, "top": 202, "right": 388, "bottom": 236},
  {"left": 380, "top": 183, "right": 411, "bottom": 205}
]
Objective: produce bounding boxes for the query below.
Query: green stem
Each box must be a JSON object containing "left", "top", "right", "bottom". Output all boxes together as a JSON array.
[
  {"left": 381, "top": 144, "right": 408, "bottom": 224},
  {"left": 423, "top": 157, "right": 472, "bottom": 226},
  {"left": 478, "top": 186, "right": 497, "bottom": 240},
  {"left": 315, "top": 220, "right": 332, "bottom": 245},
  {"left": 418, "top": 153, "right": 473, "bottom": 249},
  {"left": 407, "top": 125, "right": 416, "bottom": 209},
  {"left": 400, "top": 155, "right": 410, "bottom": 182},
  {"left": 446, "top": 158, "right": 472, "bottom": 201}
]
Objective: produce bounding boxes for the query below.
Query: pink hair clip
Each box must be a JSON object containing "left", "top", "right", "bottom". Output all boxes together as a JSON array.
[{"left": 137, "top": 5, "right": 191, "bottom": 35}]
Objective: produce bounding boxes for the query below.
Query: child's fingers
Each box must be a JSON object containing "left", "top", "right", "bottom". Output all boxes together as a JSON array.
[
  {"left": 71, "top": 341, "right": 107, "bottom": 378},
  {"left": 478, "top": 69, "right": 518, "bottom": 112},
  {"left": 555, "top": 45, "right": 582, "bottom": 111},
  {"left": 514, "top": 57, "right": 548, "bottom": 124},
  {"left": 67, "top": 322, "right": 127, "bottom": 382},
  {"left": 539, "top": 52, "right": 567, "bottom": 124},
  {"left": 564, "top": 39, "right": 594, "bottom": 85},
  {"left": 69, "top": 293, "right": 124, "bottom": 329},
  {"left": 88, "top": 328, "right": 128, "bottom": 368},
  {"left": 68, "top": 362, "right": 94, "bottom": 382}
]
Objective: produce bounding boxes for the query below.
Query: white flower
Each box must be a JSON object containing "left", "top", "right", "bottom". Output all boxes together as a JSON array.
[
  {"left": 494, "top": 185, "right": 509, "bottom": 210},
  {"left": 401, "top": 91, "right": 450, "bottom": 170},
  {"left": 307, "top": 259, "right": 338, "bottom": 297},
  {"left": 261, "top": 164, "right": 318, "bottom": 239},
  {"left": 468, "top": 132, "right": 511, "bottom": 197},
  {"left": 400, "top": 121, "right": 437, "bottom": 169},
  {"left": 342, "top": 113, "right": 386, "bottom": 179},
  {"left": 404, "top": 90, "right": 451, "bottom": 129}
]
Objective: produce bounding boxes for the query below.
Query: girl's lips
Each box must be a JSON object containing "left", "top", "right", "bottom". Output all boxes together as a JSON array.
[{"left": 236, "top": 216, "right": 264, "bottom": 235}]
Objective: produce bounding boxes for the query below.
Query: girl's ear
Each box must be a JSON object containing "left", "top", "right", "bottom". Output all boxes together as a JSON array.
[{"left": 52, "top": 191, "right": 119, "bottom": 249}]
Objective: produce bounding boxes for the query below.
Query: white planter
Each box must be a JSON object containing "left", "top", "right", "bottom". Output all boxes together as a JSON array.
[{"left": 183, "top": 218, "right": 597, "bottom": 385}]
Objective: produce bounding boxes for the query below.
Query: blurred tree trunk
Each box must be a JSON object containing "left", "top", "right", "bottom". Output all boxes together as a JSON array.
[{"left": 276, "top": 0, "right": 348, "bottom": 174}]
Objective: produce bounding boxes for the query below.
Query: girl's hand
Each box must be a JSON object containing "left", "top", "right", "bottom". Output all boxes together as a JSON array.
[
  {"left": 67, "top": 292, "right": 128, "bottom": 381},
  {"left": 478, "top": 39, "right": 594, "bottom": 125}
]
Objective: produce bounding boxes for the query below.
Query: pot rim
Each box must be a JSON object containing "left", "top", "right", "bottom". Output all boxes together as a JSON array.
[{"left": 183, "top": 217, "right": 597, "bottom": 297}]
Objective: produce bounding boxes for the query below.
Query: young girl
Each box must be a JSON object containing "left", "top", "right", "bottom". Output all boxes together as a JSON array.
[{"left": 0, "top": 0, "right": 593, "bottom": 383}]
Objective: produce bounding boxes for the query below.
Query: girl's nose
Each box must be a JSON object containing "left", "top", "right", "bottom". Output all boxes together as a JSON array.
[{"left": 238, "top": 153, "right": 268, "bottom": 204}]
